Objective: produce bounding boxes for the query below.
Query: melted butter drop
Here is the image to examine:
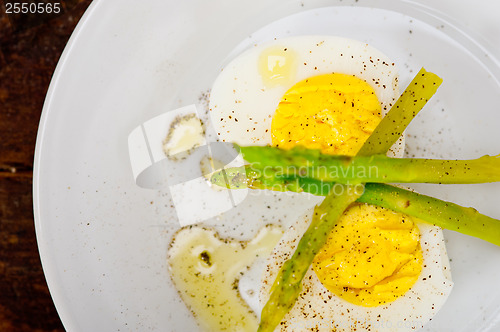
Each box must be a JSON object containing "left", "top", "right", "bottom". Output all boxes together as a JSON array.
[
  {"left": 258, "top": 46, "right": 297, "bottom": 87},
  {"left": 163, "top": 113, "right": 205, "bottom": 159},
  {"left": 168, "top": 225, "right": 283, "bottom": 331}
]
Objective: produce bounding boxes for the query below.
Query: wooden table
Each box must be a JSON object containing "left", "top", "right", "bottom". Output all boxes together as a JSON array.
[{"left": 0, "top": 1, "right": 92, "bottom": 330}]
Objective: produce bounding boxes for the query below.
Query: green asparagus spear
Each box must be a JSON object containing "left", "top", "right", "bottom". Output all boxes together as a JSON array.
[
  {"left": 258, "top": 184, "right": 363, "bottom": 332},
  {"left": 212, "top": 170, "right": 500, "bottom": 246},
  {"left": 359, "top": 183, "right": 500, "bottom": 246},
  {"left": 257, "top": 68, "right": 443, "bottom": 331},
  {"left": 232, "top": 147, "right": 500, "bottom": 184},
  {"left": 357, "top": 67, "right": 443, "bottom": 156},
  {"left": 211, "top": 164, "right": 322, "bottom": 193}
]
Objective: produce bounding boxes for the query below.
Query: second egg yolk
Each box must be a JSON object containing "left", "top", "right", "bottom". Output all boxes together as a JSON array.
[{"left": 313, "top": 203, "right": 423, "bottom": 307}]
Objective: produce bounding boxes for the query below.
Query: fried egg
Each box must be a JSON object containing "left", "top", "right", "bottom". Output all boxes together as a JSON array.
[
  {"left": 209, "top": 35, "right": 404, "bottom": 157},
  {"left": 260, "top": 209, "right": 453, "bottom": 332},
  {"left": 207, "top": 35, "right": 453, "bottom": 331}
]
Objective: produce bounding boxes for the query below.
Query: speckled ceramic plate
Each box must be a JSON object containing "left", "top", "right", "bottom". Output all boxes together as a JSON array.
[{"left": 34, "top": 0, "right": 500, "bottom": 331}]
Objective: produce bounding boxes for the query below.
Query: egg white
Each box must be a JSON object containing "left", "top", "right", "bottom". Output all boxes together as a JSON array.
[
  {"left": 209, "top": 35, "right": 403, "bottom": 157},
  {"left": 208, "top": 35, "right": 451, "bottom": 331},
  {"left": 260, "top": 210, "right": 454, "bottom": 332}
]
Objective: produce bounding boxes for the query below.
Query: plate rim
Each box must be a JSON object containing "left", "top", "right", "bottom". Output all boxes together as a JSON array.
[{"left": 32, "top": 1, "right": 103, "bottom": 330}]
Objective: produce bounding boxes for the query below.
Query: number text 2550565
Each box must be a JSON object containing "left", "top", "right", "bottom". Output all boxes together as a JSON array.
[{"left": 5, "top": 2, "right": 61, "bottom": 14}]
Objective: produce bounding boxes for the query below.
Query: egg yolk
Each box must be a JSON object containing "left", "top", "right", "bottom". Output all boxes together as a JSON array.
[
  {"left": 270, "top": 72, "right": 423, "bottom": 307},
  {"left": 271, "top": 73, "right": 382, "bottom": 156},
  {"left": 313, "top": 204, "right": 423, "bottom": 307}
]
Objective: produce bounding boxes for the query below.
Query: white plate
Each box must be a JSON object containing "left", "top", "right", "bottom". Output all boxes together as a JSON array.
[{"left": 34, "top": 0, "right": 500, "bottom": 331}]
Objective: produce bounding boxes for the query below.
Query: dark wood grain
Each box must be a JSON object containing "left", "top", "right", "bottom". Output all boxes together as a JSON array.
[{"left": 0, "top": 1, "right": 93, "bottom": 330}]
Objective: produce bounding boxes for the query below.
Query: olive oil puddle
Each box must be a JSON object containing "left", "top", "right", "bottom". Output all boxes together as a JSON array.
[{"left": 168, "top": 225, "right": 283, "bottom": 332}]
